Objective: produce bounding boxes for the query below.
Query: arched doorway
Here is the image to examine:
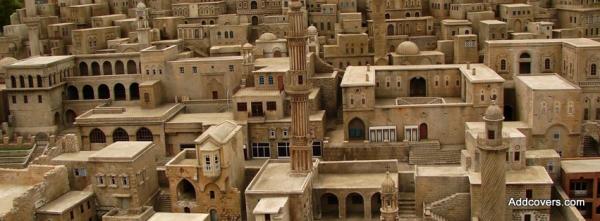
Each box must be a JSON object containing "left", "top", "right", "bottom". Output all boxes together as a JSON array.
[
  {"left": 54, "top": 112, "right": 61, "bottom": 127},
  {"left": 103, "top": 61, "right": 112, "bottom": 75},
  {"left": 519, "top": 53, "right": 531, "bottom": 74},
  {"left": 35, "top": 132, "right": 49, "bottom": 145},
  {"left": 348, "top": 118, "right": 366, "bottom": 140},
  {"left": 387, "top": 24, "right": 394, "bottom": 35},
  {"left": 79, "top": 62, "right": 88, "bottom": 76},
  {"left": 385, "top": 14, "right": 390, "bottom": 19},
  {"left": 65, "top": 110, "right": 77, "bottom": 126},
  {"left": 371, "top": 193, "right": 381, "bottom": 218},
  {"left": 177, "top": 179, "right": 197, "bottom": 201},
  {"left": 320, "top": 193, "right": 339, "bottom": 218},
  {"left": 184, "top": 207, "right": 191, "bottom": 213},
  {"left": 273, "top": 49, "right": 282, "bottom": 57},
  {"left": 98, "top": 84, "right": 110, "bottom": 99},
  {"left": 91, "top": 62, "right": 101, "bottom": 76},
  {"left": 114, "top": 83, "right": 126, "bottom": 100},
  {"left": 346, "top": 193, "right": 364, "bottom": 219},
  {"left": 410, "top": 77, "right": 426, "bottom": 97},
  {"left": 67, "top": 86, "right": 79, "bottom": 100},
  {"left": 210, "top": 209, "right": 218, "bottom": 221},
  {"left": 112, "top": 128, "right": 129, "bottom": 141},
  {"left": 130, "top": 83, "right": 140, "bottom": 100},
  {"left": 419, "top": 123, "right": 428, "bottom": 140},
  {"left": 89, "top": 128, "right": 106, "bottom": 143},
  {"left": 514, "top": 19, "right": 522, "bottom": 32},
  {"left": 83, "top": 85, "right": 94, "bottom": 99},
  {"left": 127, "top": 60, "right": 137, "bottom": 74}
]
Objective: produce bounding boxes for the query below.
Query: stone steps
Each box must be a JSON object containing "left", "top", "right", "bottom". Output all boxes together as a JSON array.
[
  {"left": 156, "top": 192, "right": 172, "bottom": 212},
  {"left": 409, "top": 147, "right": 461, "bottom": 165},
  {"left": 398, "top": 192, "right": 417, "bottom": 219}
]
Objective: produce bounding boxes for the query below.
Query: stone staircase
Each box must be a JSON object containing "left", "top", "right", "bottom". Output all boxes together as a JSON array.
[
  {"left": 423, "top": 193, "right": 471, "bottom": 221},
  {"left": 0, "top": 147, "right": 35, "bottom": 168},
  {"left": 155, "top": 191, "right": 172, "bottom": 212},
  {"left": 408, "top": 141, "right": 462, "bottom": 165},
  {"left": 398, "top": 192, "right": 417, "bottom": 220}
]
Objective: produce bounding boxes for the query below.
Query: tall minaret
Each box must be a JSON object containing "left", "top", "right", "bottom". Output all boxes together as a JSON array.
[
  {"left": 380, "top": 171, "right": 399, "bottom": 221},
  {"left": 286, "top": 0, "right": 312, "bottom": 174},
  {"left": 370, "top": 0, "right": 388, "bottom": 65},
  {"left": 478, "top": 100, "right": 507, "bottom": 221}
]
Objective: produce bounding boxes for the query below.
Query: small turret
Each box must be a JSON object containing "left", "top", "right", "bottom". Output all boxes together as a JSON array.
[{"left": 380, "top": 171, "right": 399, "bottom": 221}]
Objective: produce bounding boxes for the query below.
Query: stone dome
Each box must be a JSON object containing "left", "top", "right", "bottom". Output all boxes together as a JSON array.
[
  {"left": 396, "top": 41, "right": 420, "bottom": 55},
  {"left": 242, "top": 43, "right": 254, "bottom": 49},
  {"left": 137, "top": 2, "right": 146, "bottom": 9},
  {"left": 484, "top": 100, "right": 504, "bottom": 121},
  {"left": 381, "top": 171, "right": 396, "bottom": 193},
  {"left": 0, "top": 57, "right": 17, "bottom": 73},
  {"left": 258, "top": 32, "right": 277, "bottom": 41},
  {"left": 307, "top": 25, "right": 318, "bottom": 35}
]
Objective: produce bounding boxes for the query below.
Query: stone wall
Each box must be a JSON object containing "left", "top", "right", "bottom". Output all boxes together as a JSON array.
[
  {"left": 415, "top": 174, "right": 469, "bottom": 217},
  {"left": 427, "top": 192, "right": 471, "bottom": 221},
  {"left": 0, "top": 165, "right": 70, "bottom": 220}
]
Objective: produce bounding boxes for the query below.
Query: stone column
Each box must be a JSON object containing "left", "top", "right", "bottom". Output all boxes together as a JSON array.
[{"left": 27, "top": 23, "right": 41, "bottom": 56}]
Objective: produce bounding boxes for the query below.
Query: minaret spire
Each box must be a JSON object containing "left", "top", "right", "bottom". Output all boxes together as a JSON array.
[{"left": 286, "top": 0, "right": 312, "bottom": 174}]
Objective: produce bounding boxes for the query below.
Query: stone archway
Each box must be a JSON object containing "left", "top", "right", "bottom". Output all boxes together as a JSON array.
[
  {"left": 320, "top": 193, "right": 339, "bottom": 218},
  {"left": 419, "top": 123, "right": 428, "bottom": 140},
  {"left": 348, "top": 118, "right": 366, "bottom": 140},
  {"left": 346, "top": 193, "right": 364, "bottom": 219},
  {"left": 410, "top": 77, "right": 426, "bottom": 97},
  {"left": 177, "top": 179, "right": 197, "bottom": 201},
  {"left": 371, "top": 192, "right": 381, "bottom": 218}
]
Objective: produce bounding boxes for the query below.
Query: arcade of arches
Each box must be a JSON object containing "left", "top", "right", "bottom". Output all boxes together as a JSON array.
[{"left": 319, "top": 192, "right": 382, "bottom": 220}]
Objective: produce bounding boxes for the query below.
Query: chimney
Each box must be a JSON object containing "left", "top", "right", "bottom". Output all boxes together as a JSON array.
[{"left": 472, "top": 68, "right": 476, "bottom": 75}]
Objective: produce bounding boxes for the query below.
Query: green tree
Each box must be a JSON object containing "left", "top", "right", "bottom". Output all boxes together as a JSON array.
[{"left": 0, "top": 0, "right": 22, "bottom": 30}]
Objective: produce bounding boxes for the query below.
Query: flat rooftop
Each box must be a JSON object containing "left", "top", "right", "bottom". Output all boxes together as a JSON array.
[
  {"left": 526, "top": 149, "right": 560, "bottom": 159},
  {"left": 416, "top": 165, "right": 467, "bottom": 177},
  {"left": 172, "top": 56, "right": 243, "bottom": 62},
  {"left": 0, "top": 184, "right": 31, "bottom": 215},
  {"left": 561, "top": 159, "right": 600, "bottom": 173},
  {"left": 8, "top": 56, "right": 73, "bottom": 68},
  {"left": 469, "top": 166, "right": 553, "bottom": 184},
  {"left": 516, "top": 75, "right": 579, "bottom": 90},
  {"left": 76, "top": 103, "right": 183, "bottom": 123},
  {"left": 314, "top": 172, "right": 397, "bottom": 189},
  {"left": 465, "top": 121, "right": 527, "bottom": 138},
  {"left": 166, "top": 112, "right": 234, "bottom": 125},
  {"left": 51, "top": 151, "right": 97, "bottom": 162},
  {"left": 247, "top": 161, "right": 313, "bottom": 193},
  {"left": 253, "top": 197, "right": 288, "bottom": 214},
  {"left": 37, "top": 191, "right": 93, "bottom": 214},
  {"left": 487, "top": 38, "right": 600, "bottom": 47},
  {"left": 148, "top": 212, "right": 208, "bottom": 221},
  {"left": 88, "top": 141, "right": 153, "bottom": 162}
]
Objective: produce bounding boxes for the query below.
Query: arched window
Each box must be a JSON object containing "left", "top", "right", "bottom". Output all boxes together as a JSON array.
[
  {"left": 229, "top": 31, "right": 234, "bottom": 38},
  {"left": 127, "top": 60, "right": 137, "bottom": 74},
  {"left": 112, "top": 128, "right": 129, "bottom": 141},
  {"left": 114, "top": 83, "right": 126, "bottom": 100},
  {"left": 500, "top": 59, "right": 507, "bottom": 71},
  {"left": 136, "top": 127, "right": 153, "bottom": 141},
  {"left": 83, "top": 85, "right": 94, "bottom": 99},
  {"left": 28, "top": 75, "right": 33, "bottom": 88},
  {"left": 79, "top": 62, "right": 89, "bottom": 76},
  {"left": 10, "top": 76, "right": 16, "bottom": 88},
  {"left": 251, "top": 0, "right": 257, "bottom": 9},
  {"left": 545, "top": 58, "right": 551, "bottom": 70},
  {"left": 19, "top": 76, "right": 25, "bottom": 88},
  {"left": 37, "top": 75, "right": 43, "bottom": 87},
  {"left": 130, "top": 83, "right": 140, "bottom": 100},
  {"left": 592, "top": 64, "right": 597, "bottom": 76},
  {"left": 98, "top": 84, "right": 110, "bottom": 99},
  {"left": 90, "top": 128, "right": 106, "bottom": 143}
]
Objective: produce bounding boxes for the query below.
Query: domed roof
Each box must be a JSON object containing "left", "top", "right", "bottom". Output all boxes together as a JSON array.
[
  {"left": 137, "top": 2, "right": 146, "bottom": 9},
  {"left": 484, "top": 100, "right": 504, "bottom": 121},
  {"left": 381, "top": 171, "right": 396, "bottom": 193},
  {"left": 0, "top": 57, "right": 17, "bottom": 73},
  {"left": 307, "top": 25, "right": 318, "bottom": 34},
  {"left": 396, "top": 41, "right": 420, "bottom": 55},
  {"left": 242, "top": 43, "right": 254, "bottom": 49},
  {"left": 258, "top": 32, "right": 277, "bottom": 41}
]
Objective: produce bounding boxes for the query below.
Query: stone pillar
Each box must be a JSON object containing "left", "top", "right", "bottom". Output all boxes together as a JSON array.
[
  {"left": 370, "top": 0, "right": 388, "bottom": 65},
  {"left": 25, "top": 0, "right": 37, "bottom": 17}
]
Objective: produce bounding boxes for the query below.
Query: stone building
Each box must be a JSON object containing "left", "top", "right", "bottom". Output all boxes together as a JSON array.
[{"left": 165, "top": 121, "right": 245, "bottom": 220}]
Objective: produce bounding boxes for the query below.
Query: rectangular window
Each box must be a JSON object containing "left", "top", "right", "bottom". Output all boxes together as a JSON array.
[
  {"left": 23, "top": 95, "right": 28, "bottom": 103},
  {"left": 259, "top": 76, "right": 265, "bottom": 85},
  {"left": 144, "top": 93, "right": 150, "bottom": 103},
  {"left": 277, "top": 142, "right": 290, "bottom": 157},
  {"left": 266, "top": 101, "right": 277, "bottom": 111},
  {"left": 269, "top": 128, "right": 276, "bottom": 138},
  {"left": 122, "top": 176, "right": 129, "bottom": 186},
  {"left": 251, "top": 143, "right": 270, "bottom": 158},
  {"left": 179, "top": 67, "right": 184, "bottom": 73},
  {"left": 38, "top": 95, "right": 42, "bottom": 103},
  {"left": 192, "top": 66, "right": 197, "bottom": 73},
  {"left": 229, "top": 65, "right": 234, "bottom": 72},
  {"left": 204, "top": 155, "right": 211, "bottom": 170},
  {"left": 237, "top": 102, "right": 247, "bottom": 111},
  {"left": 96, "top": 176, "right": 104, "bottom": 185},
  {"left": 11, "top": 96, "right": 16, "bottom": 104},
  {"left": 596, "top": 108, "right": 600, "bottom": 120},
  {"left": 526, "top": 189, "right": 533, "bottom": 198},
  {"left": 487, "top": 130, "right": 495, "bottom": 139},
  {"left": 514, "top": 151, "right": 520, "bottom": 161}
]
